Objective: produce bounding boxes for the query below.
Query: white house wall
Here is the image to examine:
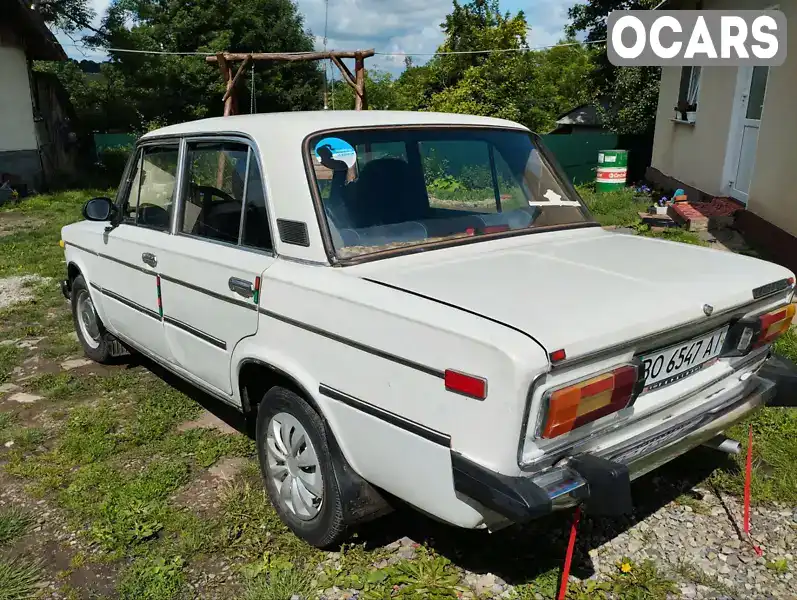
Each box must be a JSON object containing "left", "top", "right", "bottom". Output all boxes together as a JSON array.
[
  {"left": 0, "top": 46, "right": 37, "bottom": 153},
  {"left": 651, "top": 0, "right": 797, "bottom": 239}
]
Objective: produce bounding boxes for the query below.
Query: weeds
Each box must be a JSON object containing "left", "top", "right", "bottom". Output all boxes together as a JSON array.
[
  {"left": 711, "top": 406, "right": 797, "bottom": 503},
  {"left": 0, "top": 507, "right": 32, "bottom": 546},
  {"left": 117, "top": 556, "right": 185, "bottom": 600},
  {"left": 0, "top": 555, "right": 42, "bottom": 600},
  {"left": 673, "top": 558, "right": 738, "bottom": 596},
  {"left": 774, "top": 326, "right": 797, "bottom": 363}
]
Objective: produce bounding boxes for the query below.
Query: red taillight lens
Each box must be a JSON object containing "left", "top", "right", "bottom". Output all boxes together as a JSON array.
[
  {"left": 753, "top": 303, "right": 795, "bottom": 348},
  {"left": 541, "top": 365, "right": 639, "bottom": 439},
  {"left": 444, "top": 369, "right": 487, "bottom": 400}
]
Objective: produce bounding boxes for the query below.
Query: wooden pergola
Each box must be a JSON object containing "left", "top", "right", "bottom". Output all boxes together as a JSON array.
[{"left": 206, "top": 49, "right": 376, "bottom": 115}]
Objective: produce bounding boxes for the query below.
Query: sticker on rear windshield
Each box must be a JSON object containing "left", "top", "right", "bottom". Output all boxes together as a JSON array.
[{"left": 314, "top": 137, "right": 357, "bottom": 169}]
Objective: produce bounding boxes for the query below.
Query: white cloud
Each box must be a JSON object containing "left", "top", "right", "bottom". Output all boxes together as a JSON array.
[{"left": 60, "top": 0, "right": 578, "bottom": 72}]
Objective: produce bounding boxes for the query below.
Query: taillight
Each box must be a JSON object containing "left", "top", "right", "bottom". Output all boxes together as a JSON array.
[
  {"left": 541, "top": 364, "right": 641, "bottom": 439},
  {"left": 725, "top": 304, "right": 795, "bottom": 355},
  {"left": 752, "top": 304, "right": 795, "bottom": 348}
]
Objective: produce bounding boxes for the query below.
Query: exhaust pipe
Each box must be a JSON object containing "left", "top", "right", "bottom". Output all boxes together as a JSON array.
[{"left": 702, "top": 435, "right": 742, "bottom": 455}]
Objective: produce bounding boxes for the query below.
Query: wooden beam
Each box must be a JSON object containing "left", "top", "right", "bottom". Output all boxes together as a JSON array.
[
  {"left": 206, "top": 49, "right": 376, "bottom": 63},
  {"left": 222, "top": 56, "right": 251, "bottom": 102},
  {"left": 354, "top": 52, "right": 367, "bottom": 110},
  {"left": 330, "top": 55, "right": 356, "bottom": 90}
]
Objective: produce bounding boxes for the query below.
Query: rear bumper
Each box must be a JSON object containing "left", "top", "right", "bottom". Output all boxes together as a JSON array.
[{"left": 452, "top": 371, "right": 776, "bottom": 523}]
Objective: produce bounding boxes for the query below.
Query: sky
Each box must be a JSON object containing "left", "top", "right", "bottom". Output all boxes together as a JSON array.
[{"left": 58, "top": 0, "right": 579, "bottom": 73}]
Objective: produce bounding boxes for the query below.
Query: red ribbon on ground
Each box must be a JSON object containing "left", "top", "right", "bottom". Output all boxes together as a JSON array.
[
  {"left": 743, "top": 424, "right": 763, "bottom": 556},
  {"left": 557, "top": 506, "right": 581, "bottom": 600}
]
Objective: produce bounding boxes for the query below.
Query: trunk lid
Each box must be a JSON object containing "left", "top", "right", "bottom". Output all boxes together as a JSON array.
[{"left": 351, "top": 228, "right": 793, "bottom": 359}]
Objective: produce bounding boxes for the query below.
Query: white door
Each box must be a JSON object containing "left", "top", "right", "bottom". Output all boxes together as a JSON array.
[
  {"left": 158, "top": 139, "right": 275, "bottom": 396},
  {"left": 94, "top": 142, "right": 180, "bottom": 361},
  {"left": 724, "top": 66, "right": 770, "bottom": 204}
]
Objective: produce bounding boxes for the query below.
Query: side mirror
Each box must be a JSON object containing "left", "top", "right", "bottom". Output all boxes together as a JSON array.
[{"left": 82, "top": 197, "right": 116, "bottom": 222}]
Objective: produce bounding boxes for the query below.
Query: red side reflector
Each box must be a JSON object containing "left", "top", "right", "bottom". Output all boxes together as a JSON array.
[
  {"left": 444, "top": 369, "right": 487, "bottom": 400},
  {"left": 549, "top": 348, "right": 566, "bottom": 363},
  {"left": 482, "top": 225, "right": 510, "bottom": 234}
]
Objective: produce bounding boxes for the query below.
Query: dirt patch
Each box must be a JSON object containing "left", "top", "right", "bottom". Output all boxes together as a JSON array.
[
  {"left": 0, "top": 275, "right": 50, "bottom": 310},
  {"left": 0, "top": 213, "right": 45, "bottom": 237},
  {"left": 172, "top": 457, "right": 248, "bottom": 515},
  {"left": 177, "top": 410, "right": 239, "bottom": 435},
  {"left": 0, "top": 474, "right": 120, "bottom": 599}
]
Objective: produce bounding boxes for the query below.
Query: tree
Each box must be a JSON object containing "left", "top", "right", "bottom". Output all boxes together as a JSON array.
[
  {"left": 393, "top": 0, "right": 594, "bottom": 133},
  {"left": 567, "top": 0, "right": 661, "bottom": 133},
  {"left": 34, "top": 0, "right": 97, "bottom": 34},
  {"left": 329, "top": 69, "right": 402, "bottom": 110},
  {"left": 88, "top": 0, "right": 323, "bottom": 131}
]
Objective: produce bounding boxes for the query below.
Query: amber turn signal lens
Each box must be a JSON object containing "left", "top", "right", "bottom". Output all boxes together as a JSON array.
[
  {"left": 541, "top": 365, "right": 639, "bottom": 439},
  {"left": 753, "top": 304, "right": 795, "bottom": 348}
]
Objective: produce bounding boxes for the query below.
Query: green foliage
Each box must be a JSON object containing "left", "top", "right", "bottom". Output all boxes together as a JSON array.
[
  {"left": 90, "top": 0, "right": 321, "bottom": 131},
  {"left": 567, "top": 0, "right": 661, "bottom": 133},
  {"left": 766, "top": 558, "right": 789, "bottom": 574},
  {"left": 712, "top": 405, "right": 797, "bottom": 503},
  {"left": 117, "top": 556, "right": 185, "bottom": 600},
  {"left": 638, "top": 227, "right": 707, "bottom": 247},
  {"left": 774, "top": 326, "right": 797, "bottom": 363},
  {"left": 0, "top": 346, "right": 21, "bottom": 385},
  {"left": 0, "top": 413, "right": 14, "bottom": 434},
  {"left": 0, "top": 507, "right": 32, "bottom": 546},
  {"left": 318, "top": 546, "right": 461, "bottom": 599},
  {"left": 0, "top": 189, "right": 97, "bottom": 279},
  {"left": 577, "top": 184, "right": 647, "bottom": 227},
  {"left": 159, "top": 428, "right": 255, "bottom": 468},
  {"left": 242, "top": 552, "right": 312, "bottom": 600},
  {"left": 0, "top": 556, "right": 42, "bottom": 600}
]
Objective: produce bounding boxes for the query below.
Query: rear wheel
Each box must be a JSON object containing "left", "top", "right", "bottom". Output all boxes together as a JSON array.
[
  {"left": 256, "top": 386, "right": 346, "bottom": 548},
  {"left": 70, "top": 275, "right": 119, "bottom": 363}
]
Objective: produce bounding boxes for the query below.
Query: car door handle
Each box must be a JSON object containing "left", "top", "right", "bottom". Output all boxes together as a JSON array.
[
  {"left": 228, "top": 277, "right": 253, "bottom": 298},
  {"left": 141, "top": 252, "right": 157, "bottom": 267}
]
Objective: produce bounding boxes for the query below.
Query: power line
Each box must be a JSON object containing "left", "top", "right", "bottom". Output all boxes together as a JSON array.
[
  {"left": 376, "top": 38, "right": 607, "bottom": 57},
  {"left": 58, "top": 38, "right": 607, "bottom": 59}
]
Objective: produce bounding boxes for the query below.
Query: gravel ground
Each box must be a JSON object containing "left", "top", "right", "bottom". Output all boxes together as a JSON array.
[{"left": 0, "top": 275, "right": 50, "bottom": 310}]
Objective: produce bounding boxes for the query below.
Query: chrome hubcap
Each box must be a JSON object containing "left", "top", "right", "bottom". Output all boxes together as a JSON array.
[
  {"left": 76, "top": 289, "right": 100, "bottom": 349},
  {"left": 266, "top": 412, "right": 323, "bottom": 520}
]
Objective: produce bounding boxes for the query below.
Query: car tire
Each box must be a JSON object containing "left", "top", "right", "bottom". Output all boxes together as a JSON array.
[
  {"left": 256, "top": 386, "right": 347, "bottom": 548},
  {"left": 70, "top": 275, "right": 120, "bottom": 364}
]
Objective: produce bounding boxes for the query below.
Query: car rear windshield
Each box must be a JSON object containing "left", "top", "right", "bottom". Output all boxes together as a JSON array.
[{"left": 307, "top": 127, "right": 593, "bottom": 260}]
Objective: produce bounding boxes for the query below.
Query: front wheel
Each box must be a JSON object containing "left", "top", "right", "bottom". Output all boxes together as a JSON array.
[
  {"left": 256, "top": 386, "right": 347, "bottom": 548},
  {"left": 70, "top": 275, "right": 119, "bottom": 364}
]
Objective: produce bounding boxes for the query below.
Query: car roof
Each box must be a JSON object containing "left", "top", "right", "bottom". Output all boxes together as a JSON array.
[{"left": 140, "top": 110, "right": 530, "bottom": 141}]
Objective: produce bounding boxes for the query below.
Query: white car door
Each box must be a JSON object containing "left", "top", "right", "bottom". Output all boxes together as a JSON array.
[
  {"left": 157, "top": 138, "right": 275, "bottom": 397},
  {"left": 92, "top": 142, "right": 179, "bottom": 361}
]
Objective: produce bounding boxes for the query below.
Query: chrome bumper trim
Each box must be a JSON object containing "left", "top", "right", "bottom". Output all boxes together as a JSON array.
[{"left": 530, "top": 373, "right": 775, "bottom": 507}]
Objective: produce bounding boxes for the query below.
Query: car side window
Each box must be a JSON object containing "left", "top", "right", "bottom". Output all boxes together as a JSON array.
[
  {"left": 119, "top": 150, "right": 143, "bottom": 222},
  {"left": 240, "top": 155, "right": 273, "bottom": 252},
  {"left": 179, "top": 142, "right": 249, "bottom": 245},
  {"left": 127, "top": 145, "right": 180, "bottom": 230}
]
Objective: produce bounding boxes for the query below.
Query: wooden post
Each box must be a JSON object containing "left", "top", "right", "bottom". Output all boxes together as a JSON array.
[
  {"left": 206, "top": 49, "right": 374, "bottom": 112},
  {"left": 217, "top": 53, "right": 235, "bottom": 117},
  {"left": 354, "top": 51, "right": 367, "bottom": 110}
]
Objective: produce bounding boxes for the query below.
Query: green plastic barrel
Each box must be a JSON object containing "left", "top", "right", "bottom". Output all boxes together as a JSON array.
[{"left": 595, "top": 149, "right": 628, "bottom": 192}]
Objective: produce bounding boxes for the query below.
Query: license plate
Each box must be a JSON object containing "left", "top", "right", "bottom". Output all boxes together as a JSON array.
[{"left": 640, "top": 326, "right": 729, "bottom": 391}]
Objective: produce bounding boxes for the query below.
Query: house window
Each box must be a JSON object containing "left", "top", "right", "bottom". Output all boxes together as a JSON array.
[{"left": 678, "top": 66, "right": 701, "bottom": 107}]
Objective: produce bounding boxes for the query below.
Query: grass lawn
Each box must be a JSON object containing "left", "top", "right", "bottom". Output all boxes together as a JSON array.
[{"left": 0, "top": 188, "right": 794, "bottom": 599}]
